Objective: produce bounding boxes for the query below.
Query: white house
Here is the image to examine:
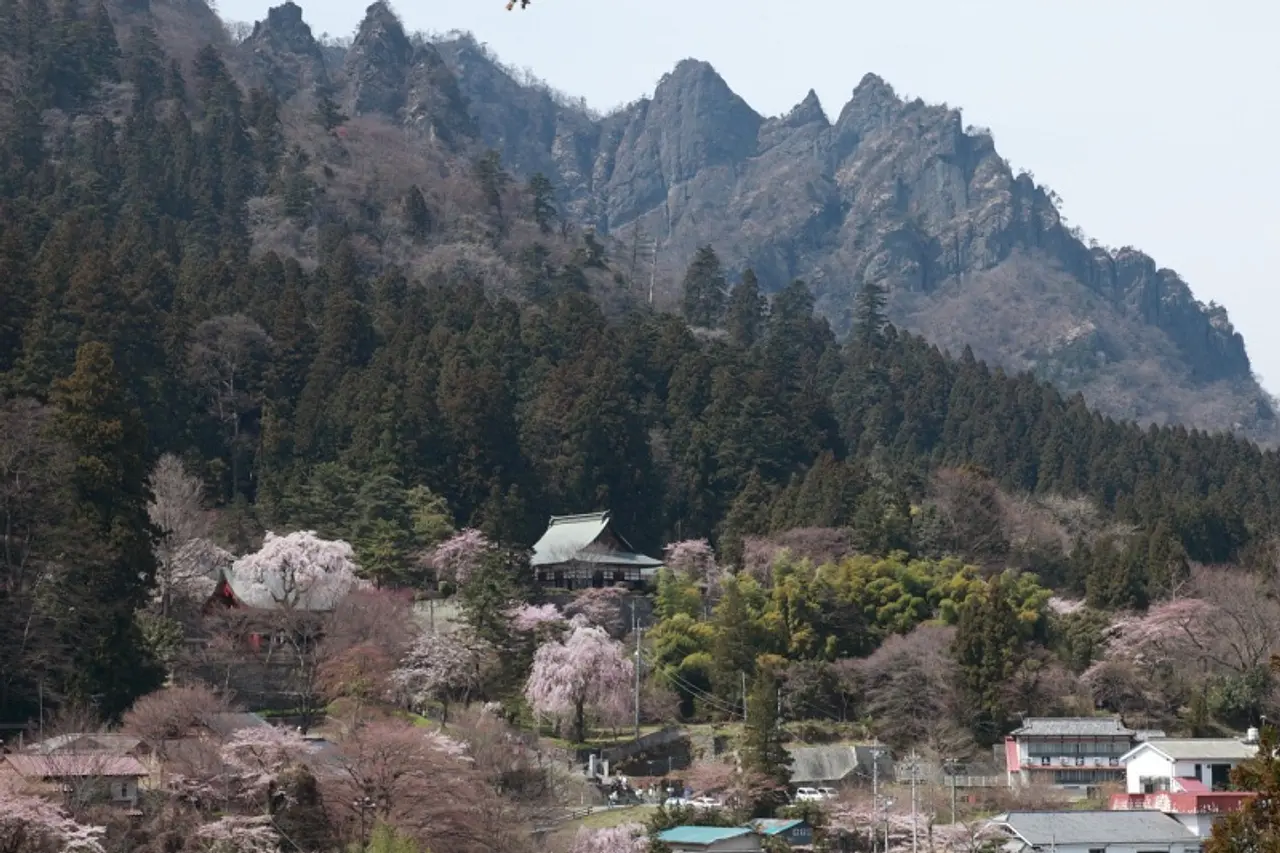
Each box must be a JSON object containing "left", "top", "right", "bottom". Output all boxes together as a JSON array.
[
  {"left": 990, "top": 810, "right": 1202, "bottom": 853},
  {"left": 1108, "top": 735, "right": 1259, "bottom": 838},
  {"left": 1122, "top": 737, "right": 1258, "bottom": 794}
]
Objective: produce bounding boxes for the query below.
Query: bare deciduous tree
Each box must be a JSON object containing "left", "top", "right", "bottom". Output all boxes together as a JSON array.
[{"left": 147, "top": 454, "right": 215, "bottom": 616}]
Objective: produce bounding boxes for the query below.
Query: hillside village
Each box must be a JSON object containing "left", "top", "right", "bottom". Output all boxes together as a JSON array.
[
  {"left": 4, "top": 495, "right": 1280, "bottom": 852},
  {"left": 3, "top": 0, "right": 1280, "bottom": 850}
]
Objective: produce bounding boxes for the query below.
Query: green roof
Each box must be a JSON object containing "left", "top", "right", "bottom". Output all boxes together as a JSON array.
[
  {"left": 750, "top": 819, "right": 806, "bottom": 835},
  {"left": 529, "top": 511, "right": 663, "bottom": 569},
  {"left": 658, "top": 826, "right": 754, "bottom": 845}
]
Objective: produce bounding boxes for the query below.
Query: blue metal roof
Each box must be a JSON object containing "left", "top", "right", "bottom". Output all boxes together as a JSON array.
[
  {"left": 658, "top": 826, "right": 753, "bottom": 845},
  {"left": 750, "top": 819, "right": 805, "bottom": 835}
]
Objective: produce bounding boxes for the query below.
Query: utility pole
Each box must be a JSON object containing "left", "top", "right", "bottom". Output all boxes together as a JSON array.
[
  {"left": 945, "top": 758, "right": 958, "bottom": 826},
  {"left": 633, "top": 618, "right": 642, "bottom": 741},
  {"left": 741, "top": 672, "right": 748, "bottom": 720},
  {"left": 871, "top": 746, "right": 883, "bottom": 853},
  {"left": 908, "top": 750, "right": 919, "bottom": 853}
]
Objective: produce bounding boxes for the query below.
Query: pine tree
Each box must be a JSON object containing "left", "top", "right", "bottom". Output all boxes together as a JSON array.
[
  {"left": 403, "top": 185, "right": 433, "bottom": 239},
  {"left": 853, "top": 279, "right": 887, "bottom": 346},
  {"left": 953, "top": 574, "right": 1023, "bottom": 744},
  {"left": 50, "top": 342, "right": 162, "bottom": 715},
  {"left": 314, "top": 89, "right": 347, "bottom": 132},
  {"left": 681, "top": 246, "right": 727, "bottom": 328},
  {"left": 726, "top": 268, "right": 767, "bottom": 347},
  {"left": 527, "top": 172, "right": 557, "bottom": 233},
  {"left": 741, "top": 668, "right": 792, "bottom": 786}
]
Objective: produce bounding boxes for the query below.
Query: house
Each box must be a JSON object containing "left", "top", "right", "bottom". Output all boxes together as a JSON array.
[
  {"left": 657, "top": 826, "right": 762, "bottom": 853},
  {"left": 787, "top": 744, "right": 894, "bottom": 788},
  {"left": 749, "top": 819, "right": 813, "bottom": 847},
  {"left": 25, "top": 733, "right": 152, "bottom": 760},
  {"left": 1107, "top": 734, "right": 1260, "bottom": 838},
  {"left": 530, "top": 512, "right": 663, "bottom": 590},
  {"left": 1004, "top": 717, "right": 1137, "bottom": 792},
  {"left": 1, "top": 754, "right": 149, "bottom": 809},
  {"left": 1121, "top": 736, "right": 1258, "bottom": 794},
  {"left": 989, "top": 810, "right": 1202, "bottom": 853}
]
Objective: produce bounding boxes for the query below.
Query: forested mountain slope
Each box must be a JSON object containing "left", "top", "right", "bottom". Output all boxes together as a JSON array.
[{"left": 1, "top": 0, "right": 1280, "bottom": 727}]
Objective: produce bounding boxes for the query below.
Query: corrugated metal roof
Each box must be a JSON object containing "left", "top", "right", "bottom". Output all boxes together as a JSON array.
[
  {"left": 658, "top": 826, "right": 753, "bottom": 845},
  {"left": 750, "top": 819, "right": 805, "bottom": 835},
  {"left": 1127, "top": 738, "right": 1258, "bottom": 761},
  {"left": 529, "top": 511, "right": 662, "bottom": 568},
  {"left": 993, "top": 811, "right": 1197, "bottom": 845},
  {"left": 1010, "top": 717, "right": 1133, "bottom": 737}
]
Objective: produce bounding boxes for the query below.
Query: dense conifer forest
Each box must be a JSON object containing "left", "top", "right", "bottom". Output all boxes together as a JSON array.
[{"left": 2, "top": 0, "right": 1280, "bottom": 730}]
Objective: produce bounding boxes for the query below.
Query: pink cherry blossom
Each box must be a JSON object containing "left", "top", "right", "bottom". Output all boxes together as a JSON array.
[
  {"left": 192, "top": 815, "right": 279, "bottom": 853},
  {"left": 570, "top": 823, "right": 648, "bottom": 853},
  {"left": 524, "top": 624, "right": 633, "bottom": 742},
  {"left": 230, "top": 530, "right": 365, "bottom": 610},
  {"left": 0, "top": 792, "right": 106, "bottom": 853},
  {"left": 392, "top": 628, "right": 492, "bottom": 721},
  {"left": 509, "top": 602, "right": 564, "bottom": 633},
  {"left": 430, "top": 529, "right": 495, "bottom": 587}
]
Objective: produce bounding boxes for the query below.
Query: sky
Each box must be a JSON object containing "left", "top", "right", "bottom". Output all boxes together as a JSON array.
[{"left": 217, "top": 0, "right": 1280, "bottom": 392}]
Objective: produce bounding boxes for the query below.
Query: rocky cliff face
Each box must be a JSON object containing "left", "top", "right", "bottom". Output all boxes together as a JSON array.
[
  {"left": 431, "top": 43, "right": 1271, "bottom": 437},
  {"left": 211, "top": 1, "right": 1273, "bottom": 438}
]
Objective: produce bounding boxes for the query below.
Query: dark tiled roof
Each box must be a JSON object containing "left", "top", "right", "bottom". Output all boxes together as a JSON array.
[{"left": 1010, "top": 717, "right": 1133, "bottom": 737}]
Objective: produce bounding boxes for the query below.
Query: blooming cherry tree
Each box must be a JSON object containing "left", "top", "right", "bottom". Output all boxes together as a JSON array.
[
  {"left": 230, "top": 530, "right": 365, "bottom": 610},
  {"left": 524, "top": 624, "right": 633, "bottom": 743},
  {"left": 664, "top": 538, "right": 720, "bottom": 589},
  {"left": 429, "top": 528, "right": 495, "bottom": 588},
  {"left": 392, "top": 628, "right": 493, "bottom": 723},
  {"left": 565, "top": 587, "right": 628, "bottom": 637},
  {"left": 191, "top": 815, "right": 279, "bottom": 853},
  {"left": 509, "top": 602, "right": 564, "bottom": 633},
  {"left": 0, "top": 793, "right": 106, "bottom": 853},
  {"left": 219, "top": 725, "right": 311, "bottom": 809},
  {"left": 570, "top": 823, "right": 647, "bottom": 853}
]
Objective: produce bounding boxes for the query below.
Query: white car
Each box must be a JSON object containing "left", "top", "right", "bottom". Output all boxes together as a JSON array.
[
  {"left": 794, "top": 786, "right": 837, "bottom": 802},
  {"left": 663, "top": 796, "right": 691, "bottom": 808},
  {"left": 690, "top": 795, "right": 723, "bottom": 809}
]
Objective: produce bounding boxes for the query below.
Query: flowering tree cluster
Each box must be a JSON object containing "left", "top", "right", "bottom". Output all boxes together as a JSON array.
[
  {"left": 569, "top": 823, "right": 647, "bottom": 853},
  {"left": 191, "top": 815, "right": 280, "bottom": 853},
  {"left": 230, "top": 530, "right": 364, "bottom": 610},
  {"left": 0, "top": 792, "right": 106, "bottom": 853},
  {"left": 429, "top": 529, "right": 496, "bottom": 588},
  {"left": 219, "top": 725, "right": 312, "bottom": 809},
  {"left": 321, "top": 721, "right": 507, "bottom": 853},
  {"left": 509, "top": 602, "right": 564, "bottom": 634},
  {"left": 393, "top": 627, "right": 493, "bottom": 723},
  {"left": 664, "top": 538, "right": 719, "bottom": 585},
  {"left": 524, "top": 624, "right": 633, "bottom": 743},
  {"left": 564, "top": 587, "right": 628, "bottom": 637}
]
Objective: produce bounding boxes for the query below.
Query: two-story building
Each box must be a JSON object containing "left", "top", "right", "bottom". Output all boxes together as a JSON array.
[
  {"left": 530, "top": 511, "right": 663, "bottom": 590},
  {"left": 1108, "top": 733, "right": 1259, "bottom": 839},
  {"left": 1005, "top": 717, "right": 1140, "bottom": 793}
]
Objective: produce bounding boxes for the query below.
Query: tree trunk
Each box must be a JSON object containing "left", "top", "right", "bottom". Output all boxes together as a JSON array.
[{"left": 574, "top": 698, "right": 586, "bottom": 744}]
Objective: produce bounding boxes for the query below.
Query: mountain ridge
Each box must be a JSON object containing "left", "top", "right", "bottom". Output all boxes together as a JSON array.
[{"left": 220, "top": 1, "right": 1274, "bottom": 439}]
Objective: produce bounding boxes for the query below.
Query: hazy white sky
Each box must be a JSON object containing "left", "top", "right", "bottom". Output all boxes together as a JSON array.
[{"left": 219, "top": 0, "right": 1280, "bottom": 392}]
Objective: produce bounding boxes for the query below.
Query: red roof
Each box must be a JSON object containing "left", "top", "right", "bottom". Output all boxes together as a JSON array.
[{"left": 4, "top": 754, "right": 148, "bottom": 778}]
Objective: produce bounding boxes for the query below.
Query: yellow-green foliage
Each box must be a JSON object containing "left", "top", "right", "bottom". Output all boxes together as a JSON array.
[{"left": 648, "top": 550, "right": 1052, "bottom": 702}]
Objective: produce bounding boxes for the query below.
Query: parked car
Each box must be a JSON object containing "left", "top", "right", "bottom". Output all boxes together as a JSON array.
[
  {"left": 794, "top": 786, "right": 837, "bottom": 802},
  {"left": 663, "top": 796, "right": 691, "bottom": 807},
  {"left": 690, "top": 795, "right": 723, "bottom": 809}
]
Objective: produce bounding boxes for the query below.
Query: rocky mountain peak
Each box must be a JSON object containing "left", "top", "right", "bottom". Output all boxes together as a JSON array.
[
  {"left": 243, "top": 1, "right": 328, "bottom": 100},
  {"left": 344, "top": 1, "right": 414, "bottom": 117},
  {"left": 836, "top": 71, "right": 903, "bottom": 136},
  {"left": 785, "top": 89, "right": 828, "bottom": 127}
]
